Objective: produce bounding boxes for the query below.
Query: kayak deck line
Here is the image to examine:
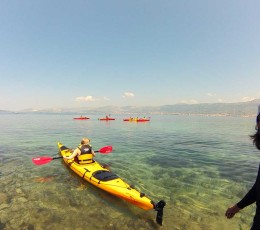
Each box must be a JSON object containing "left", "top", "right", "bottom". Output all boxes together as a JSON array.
[{"left": 57, "top": 142, "right": 166, "bottom": 225}]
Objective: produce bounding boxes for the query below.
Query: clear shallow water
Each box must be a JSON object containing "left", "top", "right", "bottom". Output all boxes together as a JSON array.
[{"left": 0, "top": 114, "right": 259, "bottom": 230}]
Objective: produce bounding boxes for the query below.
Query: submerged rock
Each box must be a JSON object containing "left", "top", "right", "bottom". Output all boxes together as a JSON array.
[{"left": 0, "top": 192, "right": 8, "bottom": 203}]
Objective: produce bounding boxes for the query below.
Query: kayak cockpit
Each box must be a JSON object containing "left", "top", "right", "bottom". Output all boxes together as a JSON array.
[{"left": 91, "top": 170, "right": 119, "bottom": 182}]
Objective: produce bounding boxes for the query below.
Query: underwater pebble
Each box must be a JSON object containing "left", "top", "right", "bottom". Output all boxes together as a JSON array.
[
  {"left": 16, "top": 188, "right": 23, "bottom": 194},
  {"left": 17, "top": 197, "right": 28, "bottom": 203},
  {"left": 0, "top": 193, "right": 8, "bottom": 203},
  {"left": 0, "top": 203, "right": 10, "bottom": 210},
  {"left": 0, "top": 210, "right": 8, "bottom": 223}
]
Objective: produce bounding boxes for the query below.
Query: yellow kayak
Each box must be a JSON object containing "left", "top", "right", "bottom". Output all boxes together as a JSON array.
[{"left": 57, "top": 142, "right": 166, "bottom": 225}]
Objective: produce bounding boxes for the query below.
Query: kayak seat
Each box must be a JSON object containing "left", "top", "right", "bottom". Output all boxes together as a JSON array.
[
  {"left": 92, "top": 170, "right": 119, "bottom": 182},
  {"left": 60, "top": 145, "right": 69, "bottom": 151}
]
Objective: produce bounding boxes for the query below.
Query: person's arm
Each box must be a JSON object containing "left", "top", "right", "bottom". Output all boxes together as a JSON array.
[
  {"left": 225, "top": 204, "right": 240, "bottom": 219},
  {"left": 225, "top": 182, "right": 256, "bottom": 219},
  {"left": 91, "top": 148, "right": 96, "bottom": 157},
  {"left": 237, "top": 180, "right": 257, "bottom": 209},
  {"left": 225, "top": 167, "right": 259, "bottom": 219},
  {"left": 64, "top": 148, "right": 79, "bottom": 160},
  {"left": 237, "top": 164, "right": 260, "bottom": 209}
]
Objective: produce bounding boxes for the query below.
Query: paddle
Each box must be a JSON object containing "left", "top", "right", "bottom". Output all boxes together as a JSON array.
[{"left": 32, "top": 145, "right": 113, "bottom": 165}]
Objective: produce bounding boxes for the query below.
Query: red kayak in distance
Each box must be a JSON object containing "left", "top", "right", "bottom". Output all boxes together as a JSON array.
[{"left": 73, "top": 117, "right": 90, "bottom": 120}]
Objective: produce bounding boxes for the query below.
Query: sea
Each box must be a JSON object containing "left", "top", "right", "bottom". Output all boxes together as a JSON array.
[{"left": 0, "top": 113, "right": 259, "bottom": 230}]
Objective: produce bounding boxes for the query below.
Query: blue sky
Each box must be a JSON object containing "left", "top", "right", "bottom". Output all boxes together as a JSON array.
[{"left": 0, "top": 0, "right": 259, "bottom": 111}]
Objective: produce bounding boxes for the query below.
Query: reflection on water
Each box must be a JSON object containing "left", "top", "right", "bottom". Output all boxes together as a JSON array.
[{"left": 0, "top": 114, "right": 258, "bottom": 229}]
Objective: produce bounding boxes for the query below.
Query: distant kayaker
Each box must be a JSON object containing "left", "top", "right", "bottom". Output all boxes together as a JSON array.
[
  {"left": 225, "top": 117, "right": 260, "bottom": 229},
  {"left": 63, "top": 137, "right": 96, "bottom": 164}
]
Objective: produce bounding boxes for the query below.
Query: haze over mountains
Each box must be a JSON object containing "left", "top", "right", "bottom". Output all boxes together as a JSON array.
[{"left": 1, "top": 99, "right": 260, "bottom": 116}]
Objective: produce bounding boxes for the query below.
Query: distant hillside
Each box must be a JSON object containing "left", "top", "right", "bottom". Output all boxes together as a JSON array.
[
  {"left": 0, "top": 110, "right": 14, "bottom": 114},
  {"left": 11, "top": 99, "right": 260, "bottom": 117},
  {"left": 159, "top": 100, "right": 260, "bottom": 116}
]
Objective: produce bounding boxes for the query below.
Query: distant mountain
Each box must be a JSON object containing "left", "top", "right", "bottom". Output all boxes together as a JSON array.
[
  {"left": 0, "top": 110, "right": 14, "bottom": 114},
  {"left": 12, "top": 99, "right": 260, "bottom": 117},
  {"left": 159, "top": 100, "right": 260, "bottom": 116}
]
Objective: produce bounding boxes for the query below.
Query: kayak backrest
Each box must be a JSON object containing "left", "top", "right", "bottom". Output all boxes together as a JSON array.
[{"left": 92, "top": 170, "right": 119, "bottom": 181}]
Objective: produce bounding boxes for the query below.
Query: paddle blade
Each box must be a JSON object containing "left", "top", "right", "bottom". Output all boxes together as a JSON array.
[
  {"left": 32, "top": 157, "right": 53, "bottom": 165},
  {"left": 98, "top": 145, "right": 113, "bottom": 154}
]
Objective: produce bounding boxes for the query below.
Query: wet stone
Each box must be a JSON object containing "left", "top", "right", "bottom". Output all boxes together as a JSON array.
[
  {"left": 28, "top": 224, "right": 35, "bottom": 230},
  {"left": 17, "top": 197, "right": 28, "bottom": 203},
  {"left": 16, "top": 188, "right": 23, "bottom": 194},
  {"left": 0, "top": 203, "right": 10, "bottom": 210},
  {"left": 0, "top": 193, "right": 8, "bottom": 203},
  {"left": 0, "top": 222, "right": 6, "bottom": 230}
]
